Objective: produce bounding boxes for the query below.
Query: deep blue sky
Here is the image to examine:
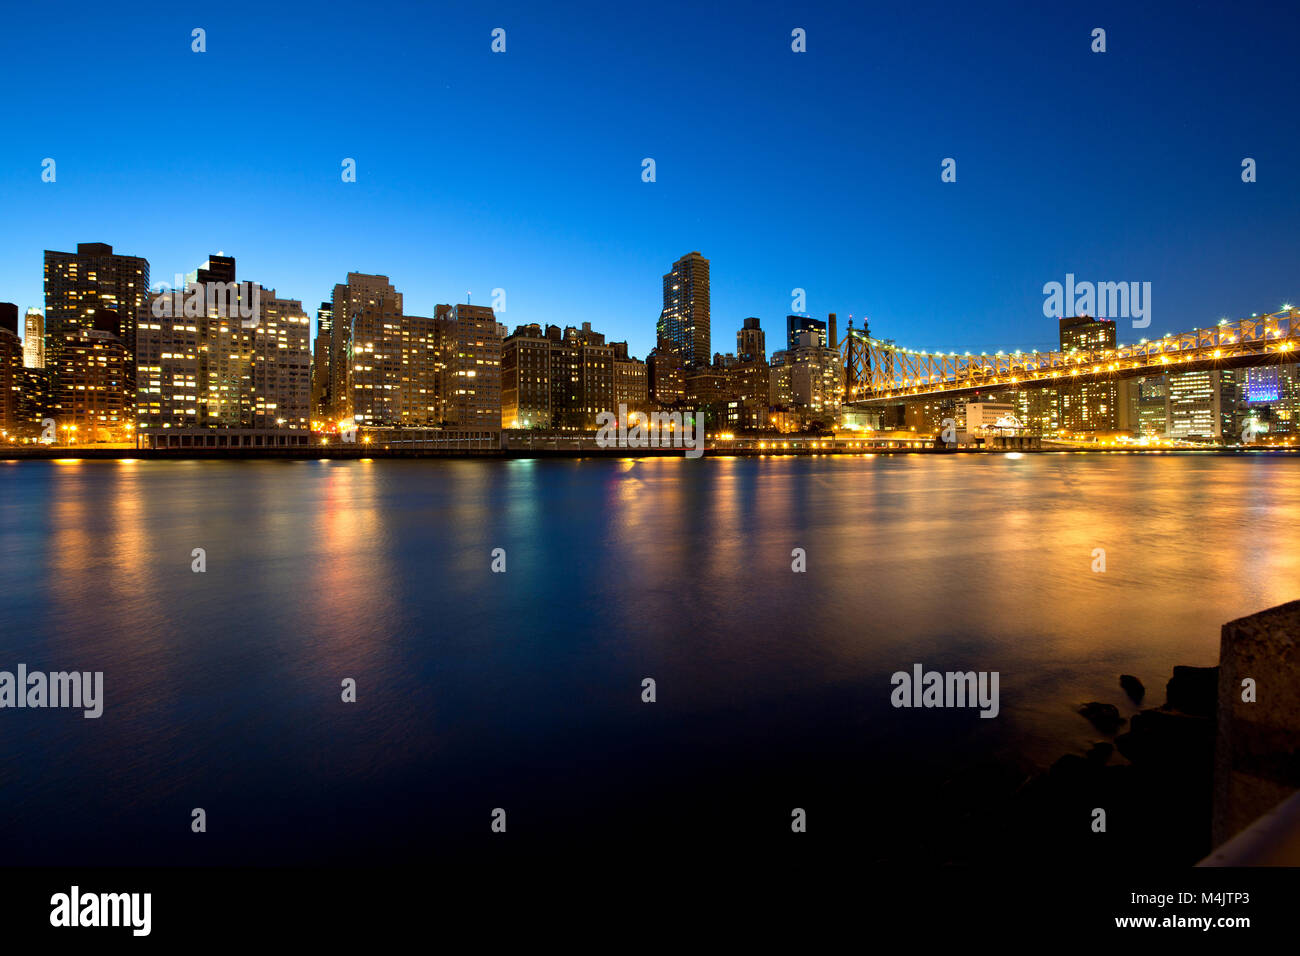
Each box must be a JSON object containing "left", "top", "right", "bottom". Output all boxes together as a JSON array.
[{"left": 1, "top": 0, "right": 1296, "bottom": 358}]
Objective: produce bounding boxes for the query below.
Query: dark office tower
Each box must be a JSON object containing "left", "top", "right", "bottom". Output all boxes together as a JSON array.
[
  {"left": 786, "top": 314, "right": 828, "bottom": 350},
  {"left": 193, "top": 255, "right": 236, "bottom": 285},
  {"left": 43, "top": 243, "right": 149, "bottom": 408},
  {"left": 737, "top": 317, "right": 766, "bottom": 364},
  {"left": 657, "top": 251, "right": 710, "bottom": 368},
  {"left": 0, "top": 305, "right": 20, "bottom": 437},
  {"left": 312, "top": 302, "right": 333, "bottom": 416}
]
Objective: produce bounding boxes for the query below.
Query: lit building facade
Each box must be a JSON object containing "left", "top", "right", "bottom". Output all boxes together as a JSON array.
[
  {"left": 770, "top": 328, "right": 844, "bottom": 426},
  {"left": 611, "top": 342, "right": 649, "bottom": 418},
  {"left": 44, "top": 243, "right": 149, "bottom": 408},
  {"left": 1167, "top": 369, "right": 1235, "bottom": 439},
  {"left": 502, "top": 324, "right": 553, "bottom": 428},
  {"left": 52, "top": 324, "right": 129, "bottom": 441},
  {"left": 1058, "top": 315, "right": 1118, "bottom": 432},
  {"left": 23, "top": 308, "right": 44, "bottom": 368},
  {"left": 136, "top": 256, "right": 310, "bottom": 434},
  {"left": 331, "top": 274, "right": 402, "bottom": 418},
  {"left": 439, "top": 304, "right": 502, "bottom": 429}
]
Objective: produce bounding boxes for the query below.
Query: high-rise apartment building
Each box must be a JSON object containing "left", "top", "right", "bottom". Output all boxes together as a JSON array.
[
  {"left": 44, "top": 243, "right": 149, "bottom": 406},
  {"left": 502, "top": 323, "right": 639, "bottom": 430},
  {"left": 438, "top": 304, "right": 502, "bottom": 429},
  {"left": 770, "top": 327, "right": 844, "bottom": 425},
  {"left": 502, "top": 323, "right": 554, "bottom": 428},
  {"left": 136, "top": 256, "right": 310, "bottom": 434},
  {"left": 550, "top": 323, "right": 612, "bottom": 429},
  {"left": 136, "top": 296, "right": 200, "bottom": 430},
  {"left": 611, "top": 341, "right": 649, "bottom": 417},
  {"left": 52, "top": 319, "right": 129, "bottom": 441},
  {"left": 647, "top": 344, "right": 685, "bottom": 405},
  {"left": 13, "top": 367, "right": 51, "bottom": 439},
  {"left": 331, "top": 274, "right": 402, "bottom": 418},
  {"left": 349, "top": 296, "right": 407, "bottom": 426},
  {"left": 251, "top": 294, "right": 312, "bottom": 429},
  {"left": 349, "top": 303, "right": 442, "bottom": 427},
  {"left": 657, "top": 252, "right": 710, "bottom": 368}
]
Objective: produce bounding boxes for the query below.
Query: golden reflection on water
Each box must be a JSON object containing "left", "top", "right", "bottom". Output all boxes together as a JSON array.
[{"left": 19, "top": 453, "right": 1300, "bottom": 773}]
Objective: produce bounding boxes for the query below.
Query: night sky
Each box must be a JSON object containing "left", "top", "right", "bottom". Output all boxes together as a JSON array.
[{"left": 1, "top": 0, "right": 1296, "bottom": 357}]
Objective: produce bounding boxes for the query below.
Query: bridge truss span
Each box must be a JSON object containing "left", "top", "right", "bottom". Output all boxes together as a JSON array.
[{"left": 842, "top": 309, "right": 1299, "bottom": 404}]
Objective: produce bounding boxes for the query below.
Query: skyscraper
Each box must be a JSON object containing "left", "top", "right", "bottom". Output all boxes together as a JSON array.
[
  {"left": 1058, "top": 315, "right": 1118, "bottom": 432},
  {"left": 23, "top": 308, "right": 44, "bottom": 368},
  {"left": 43, "top": 243, "right": 149, "bottom": 407},
  {"left": 657, "top": 251, "right": 710, "bottom": 368}
]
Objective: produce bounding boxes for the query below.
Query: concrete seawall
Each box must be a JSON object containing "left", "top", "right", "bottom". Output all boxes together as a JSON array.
[{"left": 1209, "top": 600, "right": 1300, "bottom": 860}]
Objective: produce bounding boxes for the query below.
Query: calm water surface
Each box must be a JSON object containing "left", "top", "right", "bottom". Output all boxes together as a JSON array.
[{"left": 1, "top": 453, "right": 1297, "bottom": 864}]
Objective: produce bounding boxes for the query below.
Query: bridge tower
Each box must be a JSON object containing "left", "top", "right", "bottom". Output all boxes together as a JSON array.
[{"left": 842, "top": 318, "right": 872, "bottom": 399}]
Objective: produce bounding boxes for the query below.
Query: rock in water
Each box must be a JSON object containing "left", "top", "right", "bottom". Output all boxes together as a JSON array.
[
  {"left": 1165, "top": 665, "right": 1218, "bottom": 717},
  {"left": 1115, "top": 708, "right": 1215, "bottom": 767},
  {"left": 1120, "top": 674, "right": 1145, "bottom": 703},
  {"left": 1086, "top": 741, "right": 1114, "bottom": 764},
  {"left": 1079, "top": 701, "right": 1126, "bottom": 734}
]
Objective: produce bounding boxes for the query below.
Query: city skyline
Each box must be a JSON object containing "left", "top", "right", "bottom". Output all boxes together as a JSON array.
[
  {"left": 2, "top": 2, "right": 1298, "bottom": 360},
  {"left": 3, "top": 2, "right": 1300, "bottom": 932}
]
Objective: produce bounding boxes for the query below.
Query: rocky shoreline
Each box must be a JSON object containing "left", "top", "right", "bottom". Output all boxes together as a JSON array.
[{"left": 921, "top": 664, "right": 1221, "bottom": 867}]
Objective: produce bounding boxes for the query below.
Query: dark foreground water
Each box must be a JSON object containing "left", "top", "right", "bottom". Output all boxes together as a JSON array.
[{"left": 1, "top": 453, "right": 1297, "bottom": 866}]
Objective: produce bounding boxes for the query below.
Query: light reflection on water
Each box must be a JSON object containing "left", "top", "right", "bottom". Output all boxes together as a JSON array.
[{"left": 0, "top": 454, "right": 1296, "bottom": 864}]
